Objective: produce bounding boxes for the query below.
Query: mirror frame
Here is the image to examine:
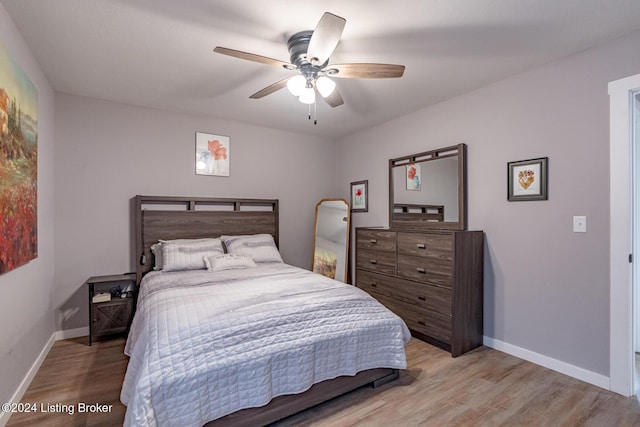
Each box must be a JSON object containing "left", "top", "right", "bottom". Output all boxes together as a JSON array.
[
  {"left": 389, "top": 143, "right": 467, "bottom": 230},
  {"left": 311, "top": 198, "right": 351, "bottom": 283}
]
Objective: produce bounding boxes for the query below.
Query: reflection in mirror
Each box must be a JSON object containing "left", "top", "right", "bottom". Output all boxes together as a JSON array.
[
  {"left": 389, "top": 143, "right": 466, "bottom": 230},
  {"left": 392, "top": 156, "right": 459, "bottom": 222},
  {"left": 312, "top": 199, "right": 350, "bottom": 283}
]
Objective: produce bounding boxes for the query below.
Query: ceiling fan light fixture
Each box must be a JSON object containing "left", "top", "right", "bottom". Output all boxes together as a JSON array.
[
  {"left": 316, "top": 76, "right": 336, "bottom": 97},
  {"left": 298, "top": 87, "right": 316, "bottom": 104},
  {"left": 287, "top": 75, "right": 306, "bottom": 96}
]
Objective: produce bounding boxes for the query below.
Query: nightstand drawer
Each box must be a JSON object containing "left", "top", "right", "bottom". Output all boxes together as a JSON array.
[
  {"left": 91, "top": 298, "right": 133, "bottom": 336},
  {"left": 356, "top": 249, "right": 396, "bottom": 275},
  {"left": 357, "top": 269, "right": 452, "bottom": 316},
  {"left": 356, "top": 229, "right": 397, "bottom": 252}
]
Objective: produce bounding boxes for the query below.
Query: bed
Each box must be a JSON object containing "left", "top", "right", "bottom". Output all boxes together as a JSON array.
[{"left": 121, "top": 195, "right": 411, "bottom": 427}]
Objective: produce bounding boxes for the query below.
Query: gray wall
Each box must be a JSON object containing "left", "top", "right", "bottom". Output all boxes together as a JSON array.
[
  {"left": 337, "top": 29, "right": 640, "bottom": 376},
  {"left": 53, "top": 94, "right": 337, "bottom": 330},
  {"left": 0, "top": 4, "right": 56, "bottom": 407}
]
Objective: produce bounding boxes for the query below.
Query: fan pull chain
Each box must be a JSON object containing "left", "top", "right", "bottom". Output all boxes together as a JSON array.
[{"left": 306, "top": 101, "right": 318, "bottom": 125}]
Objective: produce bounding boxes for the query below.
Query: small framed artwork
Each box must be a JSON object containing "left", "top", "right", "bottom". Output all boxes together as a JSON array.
[
  {"left": 508, "top": 157, "right": 548, "bottom": 201},
  {"left": 350, "top": 180, "right": 368, "bottom": 212},
  {"left": 406, "top": 163, "right": 421, "bottom": 190},
  {"left": 195, "top": 132, "right": 230, "bottom": 176}
]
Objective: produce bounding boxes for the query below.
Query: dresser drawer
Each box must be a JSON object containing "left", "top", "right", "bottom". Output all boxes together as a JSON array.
[
  {"left": 356, "top": 249, "right": 396, "bottom": 275},
  {"left": 356, "top": 229, "right": 397, "bottom": 252},
  {"left": 397, "top": 255, "right": 452, "bottom": 287},
  {"left": 373, "top": 293, "right": 451, "bottom": 344},
  {"left": 398, "top": 232, "right": 453, "bottom": 260},
  {"left": 357, "top": 269, "right": 452, "bottom": 316}
]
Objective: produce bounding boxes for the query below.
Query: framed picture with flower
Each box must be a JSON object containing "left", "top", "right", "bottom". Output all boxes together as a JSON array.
[
  {"left": 508, "top": 157, "right": 548, "bottom": 201},
  {"left": 350, "top": 180, "right": 368, "bottom": 212},
  {"left": 406, "top": 163, "right": 421, "bottom": 190},
  {"left": 195, "top": 132, "right": 230, "bottom": 176}
]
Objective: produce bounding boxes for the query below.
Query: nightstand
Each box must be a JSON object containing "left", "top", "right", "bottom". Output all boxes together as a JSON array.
[{"left": 87, "top": 273, "right": 136, "bottom": 345}]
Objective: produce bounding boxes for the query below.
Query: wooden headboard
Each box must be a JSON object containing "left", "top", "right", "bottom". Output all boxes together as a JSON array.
[{"left": 134, "top": 195, "right": 279, "bottom": 284}]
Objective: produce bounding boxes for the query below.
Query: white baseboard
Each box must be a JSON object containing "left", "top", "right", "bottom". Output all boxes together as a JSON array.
[
  {"left": 55, "top": 326, "right": 89, "bottom": 341},
  {"left": 483, "top": 336, "right": 610, "bottom": 390},
  {"left": 0, "top": 333, "right": 56, "bottom": 427},
  {"left": 0, "top": 328, "right": 90, "bottom": 427}
]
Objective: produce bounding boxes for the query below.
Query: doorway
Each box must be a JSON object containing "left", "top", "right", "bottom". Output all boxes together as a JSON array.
[
  {"left": 634, "top": 91, "right": 640, "bottom": 395},
  {"left": 609, "top": 73, "right": 640, "bottom": 397}
]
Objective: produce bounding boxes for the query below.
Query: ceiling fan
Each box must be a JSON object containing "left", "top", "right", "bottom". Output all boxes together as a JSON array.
[{"left": 213, "top": 12, "right": 405, "bottom": 121}]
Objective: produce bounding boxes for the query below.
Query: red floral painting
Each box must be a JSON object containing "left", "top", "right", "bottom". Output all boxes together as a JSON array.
[
  {"left": 207, "top": 139, "right": 227, "bottom": 160},
  {"left": 406, "top": 163, "right": 421, "bottom": 190},
  {"left": 0, "top": 40, "right": 38, "bottom": 274},
  {"left": 350, "top": 180, "right": 368, "bottom": 212},
  {"left": 195, "top": 132, "right": 230, "bottom": 176}
]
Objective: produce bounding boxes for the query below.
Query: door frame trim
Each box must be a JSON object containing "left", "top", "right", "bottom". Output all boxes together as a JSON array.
[{"left": 609, "top": 73, "right": 640, "bottom": 396}]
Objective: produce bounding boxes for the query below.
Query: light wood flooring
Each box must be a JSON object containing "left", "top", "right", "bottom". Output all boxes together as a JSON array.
[{"left": 6, "top": 337, "right": 640, "bottom": 426}]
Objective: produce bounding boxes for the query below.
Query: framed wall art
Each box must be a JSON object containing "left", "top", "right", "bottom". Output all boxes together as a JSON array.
[
  {"left": 195, "top": 132, "right": 229, "bottom": 176},
  {"left": 406, "top": 163, "right": 421, "bottom": 190},
  {"left": 350, "top": 180, "right": 368, "bottom": 212},
  {"left": 508, "top": 157, "right": 548, "bottom": 201},
  {"left": 0, "top": 39, "right": 39, "bottom": 274}
]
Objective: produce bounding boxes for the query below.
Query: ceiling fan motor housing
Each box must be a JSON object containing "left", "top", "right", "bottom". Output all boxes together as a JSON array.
[{"left": 287, "top": 30, "right": 329, "bottom": 71}]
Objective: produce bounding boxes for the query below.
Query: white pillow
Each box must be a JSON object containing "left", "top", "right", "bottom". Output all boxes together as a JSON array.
[
  {"left": 151, "top": 238, "right": 222, "bottom": 270},
  {"left": 150, "top": 243, "right": 165, "bottom": 270},
  {"left": 161, "top": 238, "right": 225, "bottom": 271},
  {"left": 221, "top": 234, "right": 283, "bottom": 263},
  {"left": 204, "top": 253, "right": 257, "bottom": 272}
]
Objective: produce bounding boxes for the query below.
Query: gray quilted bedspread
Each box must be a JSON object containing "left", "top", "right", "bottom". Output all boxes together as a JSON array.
[{"left": 121, "top": 263, "right": 410, "bottom": 427}]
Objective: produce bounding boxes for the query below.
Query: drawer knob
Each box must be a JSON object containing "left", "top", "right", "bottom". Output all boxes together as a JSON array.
[
  {"left": 418, "top": 320, "right": 427, "bottom": 327},
  {"left": 418, "top": 296, "right": 426, "bottom": 301},
  {"left": 416, "top": 267, "right": 426, "bottom": 274},
  {"left": 416, "top": 243, "right": 426, "bottom": 249},
  {"left": 370, "top": 239, "right": 378, "bottom": 244},
  {"left": 370, "top": 259, "right": 378, "bottom": 265},
  {"left": 370, "top": 283, "right": 378, "bottom": 288}
]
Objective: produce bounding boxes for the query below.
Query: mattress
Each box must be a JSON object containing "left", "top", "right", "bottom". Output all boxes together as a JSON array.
[{"left": 121, "top": 262, "right": 411, "bottom": 427}]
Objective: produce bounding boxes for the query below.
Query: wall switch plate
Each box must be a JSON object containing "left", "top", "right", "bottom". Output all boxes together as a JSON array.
[{"left": 573, "top": 216, "right": 587, "bottom": 233}]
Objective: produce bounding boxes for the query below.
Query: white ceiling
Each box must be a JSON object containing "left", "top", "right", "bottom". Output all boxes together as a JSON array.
[{"left": 3, "top": 0, "right": 640, "bottom": 139}]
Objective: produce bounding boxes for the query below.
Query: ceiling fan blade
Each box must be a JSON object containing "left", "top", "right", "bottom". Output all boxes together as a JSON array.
[
  {"left": 249, "top": 77, "right": 289, "bottom": 99},
  {"left": 322, "top": 90, "right": 344, "bottom": 108},
  {"left": 214, "top": 47, "right": 294, "bottom": 69},
  {"left": 319, "top": 88, "right": 344, "bottom": 108},
  {"left": 327, "top": 63, "right": 405, "bottom": 79},
  {"left": 306, "top": 12, "right": 346, "bottom": 66}
]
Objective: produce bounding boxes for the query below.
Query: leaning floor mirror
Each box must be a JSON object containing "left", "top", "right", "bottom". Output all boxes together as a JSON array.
[{"left": 312, "top": 199, "right": 350, "bottom": 283}]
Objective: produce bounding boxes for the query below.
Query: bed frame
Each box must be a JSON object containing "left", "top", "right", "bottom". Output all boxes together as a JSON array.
[
  {"left": 133, "top": 195, "right": 399, "bottom": 427},
  {"left": 135, "top": 195, "right": 280, "bottom": 284}
]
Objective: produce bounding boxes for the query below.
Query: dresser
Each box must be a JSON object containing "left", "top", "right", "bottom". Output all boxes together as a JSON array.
[{"left": 356, "top": 227, "right": 483, "bottom": 357}]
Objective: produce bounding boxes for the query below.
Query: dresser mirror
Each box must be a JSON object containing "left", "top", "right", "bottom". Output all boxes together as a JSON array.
[
  {"left": 312, "top": 199, "right": 350, "bottom": 282},
  {"left": 389, "top": 143, "right": 466, "bottom": 230}
]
